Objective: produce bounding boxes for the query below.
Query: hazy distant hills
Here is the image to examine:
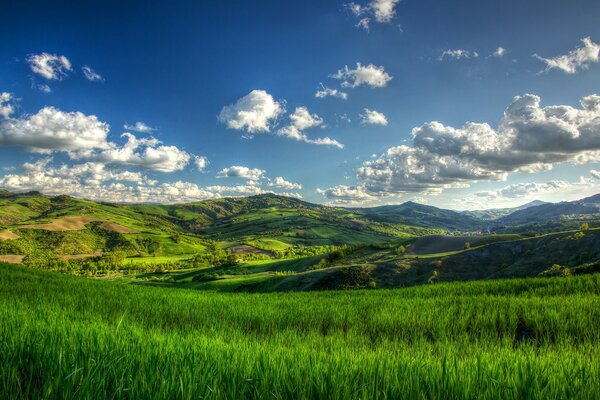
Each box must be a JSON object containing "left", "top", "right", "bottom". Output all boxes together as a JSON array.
[
  {"left": 493, "top": 194, "right": 600, "bottom": 227},
  {"left": 461, "top": 200, "right": 549, "bottom": 221}
]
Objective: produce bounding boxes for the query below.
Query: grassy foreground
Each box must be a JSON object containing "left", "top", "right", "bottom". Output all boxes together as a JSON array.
[{"left": 1, "top": 264, "right": 599, "bottom": 399}]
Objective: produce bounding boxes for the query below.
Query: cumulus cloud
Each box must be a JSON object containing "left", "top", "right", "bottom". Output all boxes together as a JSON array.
[
  {"left": 268, "top": 176, "right": 303, "bottom": 190},
  {"left": 0, "top": 107, "right": 110, "bottom": 153},
  {"left": 493, "top": 47, "right": 507, "bottom": 57},
  {"left": 218, "top": 90, "right": 283, "bottom": 134},
  {"left": 94, "top": 133, "right": 192, "bottom": 172},
  {"left": 194, "top": 156, "right": 208, "bottom": 171},
  {"left": 82, "top": 66, "right": 103, "bottom": 82},
  {"left": 205, "top": 184, "right": 266, "bottom": 195},
  {"left": 331, "top": 63, "right": 392, "bottom": 88},
  {"left": 317, "top": 185, "right": 375, "bottom": 205},
  {"left": 315, "top": 84, "right": 348, "bottom": 100},
  {"left": 360, "top": 108, "right": 388, "bottom": 126},
  {"left": 347, "top": 0, "right": 399, "bottom": 29},
  {"left": 0, "top": 102, "right": 204, "bottom": 173},
  {"left": 474, "top": 181, "right": 569, "bottom": 200},
  {"left": 27, "top": 53, "right": 72, "bottom": 80},
  {"left": 217, "top": 165, "right": 265, "bottom": 182},
  {"left": 124, "top": 121, "right": 156, "bottom": 133},
  {"left": 0, "top": 93, "right": 14, "bottom": 119},
  {"left": 439, "top": 49, "right": 479, "bottom": 61},
  {"left": 534, "top": 37, "right": 600, "bottom": 74},
  {"left": 277, "top": 106, "right": 344, "bottom": 149},
  {"left": 353, "top": 93, "right": 600, "bottom": 196}
]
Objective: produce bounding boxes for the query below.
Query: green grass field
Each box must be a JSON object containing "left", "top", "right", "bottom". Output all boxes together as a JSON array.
[{"left": 1, "top": 263, "right": 599, "bottom": 399}]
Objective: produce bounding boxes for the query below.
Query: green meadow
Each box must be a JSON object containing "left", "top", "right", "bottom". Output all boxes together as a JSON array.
[{"left": 1, "top": 263, "right": 599, "bottom": 399}]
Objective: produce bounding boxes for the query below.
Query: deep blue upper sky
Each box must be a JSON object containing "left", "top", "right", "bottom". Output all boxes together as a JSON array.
[{"left": 1, "top": 0, "right": 600, "bottom": 209}]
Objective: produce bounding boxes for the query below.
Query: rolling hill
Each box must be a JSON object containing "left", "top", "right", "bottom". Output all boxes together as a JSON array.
[
  {"left": 1, "top": 189, "right": 600, "bottom": 292},
  {"left": 355, "top": 201, "right": 485, "bottom": 231}
]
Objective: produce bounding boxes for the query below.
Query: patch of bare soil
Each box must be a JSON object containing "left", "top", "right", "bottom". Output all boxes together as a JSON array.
[
  {"left": 0, "top": 255, "right": 25, "bottom": 264},
  {"left": 0, "top": 230, "right": 20, "bottom": 241},
  {"left": 99, "top": 221, "right": 139, "bottom": 234},
  {"left": 57, "top": 249, "right": 104, "bottom": 261},
  {"left": 229, "top": 245, "right": 271, "bottom": 255},
  {"left": 21, "top": 216, "right": 101, "bottom": 231},
  {"left": 20, "top": 215, "right": 139, "bottom": 233}
]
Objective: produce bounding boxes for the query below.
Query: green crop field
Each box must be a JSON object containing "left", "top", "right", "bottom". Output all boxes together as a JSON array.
[{"left": 1, "top": 263, "right": 599, "bottom": 399}]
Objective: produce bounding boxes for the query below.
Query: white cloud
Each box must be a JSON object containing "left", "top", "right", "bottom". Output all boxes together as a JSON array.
[
  {"left": 194, "top": 156, "right": 208, "bottom": 171},
  {"left": 346, "top": 0, "right": 399, "bottom": 29},
  {"left": 493, "top": 47, "right": 506, "bottom": 57},
  {"left": 218, "top": 90, "right": 283, "bottom": 134},
  {"left": 289, "top": 106, "right": 323, "bottom": 130},
  {"left": 277, "top": 107, "right": 344, "bottom": 149},
  {"left": 0, "top": 107, "right": 110, "bottom": 153},
  {"left": 37, "top": 84, "right": 52, "bottom": 93},
  {"left": 206, "top": 184, "right": 266, "bottom": 195},
  {"left": 356, "top": 18, "right": 370, "bottom": 31},
  {"left": 124, "top": 121, "right": 156, "bottom": 133},
  {"left": 371, "top": 0, "right": 400, "bottom": 22},
  {"left": 82, "top": 66, "right": 103, "bottom": 82},
  {"left": 217, "top": 165, "right": 265, "bottom": 182},
  {"left": 315, "top": 84, "right": 348, "bottom": 100},
  {"left": 317, "top": 185, "right": 375, "bottom": 205},
  {"left": 95, "top": 133, "right": 192, "bottom": 173},
  {"left": 0, "top": 158, "right": 225, "bottom": 204},
  {"left": 459, "top": 178, "right": 600, "bottom": 209},
  {"left": 27, "top": 53, "right": 72, "bottom": 80},
  {"left": 353, "top": 93, "right": 600, "bottom": 197},
  {"left": 360, "top": 108, "right": 388, "bottom": 126},
  {"left": 591, "top": 169, "right": 600, "bottom": 179},
  {"left": 0, "top": 101, "right": 203, "bottom": 172},
  {"left": 534, "top": 37, "right": 600, "bottom": 74},
  {"left": 268, "top": 177, "right": 302, "bottom": 190},
  {"left": 475, "top": 181, "right": 570, "bottom": 200},
  {"left": 331, "top": 63, "right": 392, "bottom": 88},
  {"left": 439, "top": 49, "right": 479, "bottom": 61},
  {"left": 206, "top": 184, "right": 302, "bottom": 199},
  {"left": 0, "top": 93, "right": 14, "bottom": 119}
]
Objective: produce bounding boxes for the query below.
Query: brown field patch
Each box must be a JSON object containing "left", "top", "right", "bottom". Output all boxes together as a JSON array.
[
  {"left": 57, "top": 249, "right": 104, "bottom": 261},
  {"left": 0, "top": 230, "right": 20, "bottom": 241},
  {"left": 20, "top": 215, "right": 138, "bottom": 233},
  {"left": 100, "top": 221, "right": 139, "bottom": 234},
  {"left": 21, "top": 215, "right": 101, "bottom": 231},
  {"left": 229, "top": 245, "right": 271, "bottom": 256},
  {"left": 0, "top": 255, "right": 25, "bottom": 264}
]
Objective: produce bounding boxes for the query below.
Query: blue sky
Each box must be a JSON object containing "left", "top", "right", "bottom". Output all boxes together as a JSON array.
[{"left": 1, "top": 0, "right": 600, "bottom": 209}]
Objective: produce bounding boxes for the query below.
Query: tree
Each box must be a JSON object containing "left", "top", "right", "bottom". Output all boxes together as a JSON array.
[
  {"left": 395, "top": 245, "right": 406, "bottom": 255},
  {"left": 580, "top": 223, "right": 590, "bottom": 231},
  {"left": 464, "top": 242, "right": 471, "bottom": 249}
]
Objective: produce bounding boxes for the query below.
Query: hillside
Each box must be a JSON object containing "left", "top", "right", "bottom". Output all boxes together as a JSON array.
[
  {"left": 0, "top": 191, "right": 438, "bottom": 266},
  {"left": 494, "top": 194, "right": 600, "bottom": 226},
  {"left": 2, "top": 190, "right": 600, "bottom": 292},
  {"left": 356, "top": 201, "right": 485, "bottom": 231}
]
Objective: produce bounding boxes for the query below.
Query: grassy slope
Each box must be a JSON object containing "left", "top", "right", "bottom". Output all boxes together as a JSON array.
[
  {"left": 1, "top": 263, "right": 599, "bottom": 399},
  {"left": 132, "top": 229, "right": 600, "bottom": 292},
  {"left": 0, "top": 192, "right": 437, "bottom": 262}
]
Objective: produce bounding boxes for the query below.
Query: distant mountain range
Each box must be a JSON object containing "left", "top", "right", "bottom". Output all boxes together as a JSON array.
[{"left": 461, "top": 200, "right": 549, "bottom": 221}]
